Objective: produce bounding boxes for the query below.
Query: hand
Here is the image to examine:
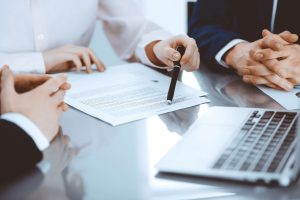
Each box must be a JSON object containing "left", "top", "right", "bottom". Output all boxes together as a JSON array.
[
  {"left": 248, "top": 44, "right": 300, "bottom": 85},
  {"left": 243, "top": 30, "right": 299, "bottom": 90},
  {"left": 42, "top": 45, "right": 105, "bottom": 74},
  {"left": 0, "top": 68, "right": 48, "bottom": 93},
  {"left": 1, "top": 66, "right": 71, "bottom": 141},
  {"left": 151, "top": 35, "right": 200, "bottom": 71},
  {"left": 225, "top": 30, "right": 297, "bottom": 90},
  {"left": 224, "top": 41, "right": 261, "bottom": 75}
]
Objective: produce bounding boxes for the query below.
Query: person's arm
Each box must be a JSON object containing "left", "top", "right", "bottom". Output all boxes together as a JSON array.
[
  {"left": 0, "top": 52, "right": 46, "bottom": 73},
  {"left": 1, "top": 113, "right": 49, "bottom": 151},
  {"left": 188, "top": 0, "right": 244, "bottom": 66},
  {"left": 0, "top": 119, "right": 43, "bottom": 180},
  {"left": 97, "top": 0, "right": 172, "bottom": 67}
]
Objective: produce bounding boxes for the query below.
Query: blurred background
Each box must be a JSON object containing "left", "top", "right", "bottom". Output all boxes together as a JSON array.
[{"left": 90, "top": 0, "right": 191, "bottom": 66}]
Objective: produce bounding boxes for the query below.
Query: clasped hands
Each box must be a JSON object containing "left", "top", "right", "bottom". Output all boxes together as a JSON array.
[
  {"left": 0, "top": 65, "right": 70, "bottom": 142},
  {"left": 225, "top": 29, "right": 300, "bottom": 91}
]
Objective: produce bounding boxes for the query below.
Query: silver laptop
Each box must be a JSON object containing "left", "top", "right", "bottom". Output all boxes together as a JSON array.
[{"left": 156, "top": 107, "right": 300, "bottom": 186}]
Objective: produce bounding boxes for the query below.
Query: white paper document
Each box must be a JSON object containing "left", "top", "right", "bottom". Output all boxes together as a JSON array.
[
  {"left": 258, "top": 86, "right": 300, "bottom": 110},
  {"left": 64, "top": 63, "right": 209, "bottom": 126}
]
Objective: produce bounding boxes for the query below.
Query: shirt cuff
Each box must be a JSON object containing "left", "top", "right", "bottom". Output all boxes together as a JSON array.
[
  {"left": 1, "top": 113, "right": 49, "bottom": 151},
  {"left": 215, "top": 39, "right": 247, "bottom": 68},
  {"left": 0, "top": 52, "right": 46, "bottom": 74},
  {"left": 135, "top": 29, "right": 172, "bottom": 68}
]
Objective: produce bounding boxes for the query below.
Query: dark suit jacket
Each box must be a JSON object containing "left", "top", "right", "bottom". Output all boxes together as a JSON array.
[
  {"left": 188, "top": 0, "right": 300, "bottom": 66},
  {"left": 0, "top": 119, "right": 42, "bottom": 183}
]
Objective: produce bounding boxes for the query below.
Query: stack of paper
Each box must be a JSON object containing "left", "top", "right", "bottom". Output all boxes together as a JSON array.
[{"left": 64, "top": 63, "right": 209, "bottom": 126}]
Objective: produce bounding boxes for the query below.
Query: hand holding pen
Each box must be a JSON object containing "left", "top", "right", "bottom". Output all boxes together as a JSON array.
[{"left": 167, "top": 46, "right": 186, "bottom": 105}]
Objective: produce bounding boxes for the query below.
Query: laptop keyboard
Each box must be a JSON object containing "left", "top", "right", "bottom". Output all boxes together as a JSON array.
[{"left": 213, "top": 110, "right": 298, "bottom": 173}]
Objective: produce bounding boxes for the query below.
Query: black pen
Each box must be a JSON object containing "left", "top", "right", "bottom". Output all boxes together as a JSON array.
[{"left": 167, "top": 45, "right": 186, "bottom": 105}]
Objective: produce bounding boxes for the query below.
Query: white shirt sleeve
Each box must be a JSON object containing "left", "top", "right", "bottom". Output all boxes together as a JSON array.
[
  {"left": 0, "top": 52, "right": 46, "bottom": 74},
  {"left": 97, "top": 0, "right": 172, "bottom": 68},
  {"left": 215, "top": 39, "right": 247, "bottom": 68},
  {"left": 1, "top": 113, "right": 49, "bottom": 151}
]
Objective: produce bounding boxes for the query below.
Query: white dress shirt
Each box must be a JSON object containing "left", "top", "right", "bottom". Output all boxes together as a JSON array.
[
  {"left": 215, "top": 0, "right": 279, "bottom": 68},
  {"left": 0, "top": 0, "right": 171, "bottom": 73}
]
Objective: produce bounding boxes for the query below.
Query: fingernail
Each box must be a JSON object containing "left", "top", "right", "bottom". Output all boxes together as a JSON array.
[{"left": 173, "top": 52, "right": 180, "bottom": 60}]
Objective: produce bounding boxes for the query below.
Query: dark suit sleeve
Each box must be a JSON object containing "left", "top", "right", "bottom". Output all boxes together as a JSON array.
[
  {"left": 0, "top": 119, "right": 43, "bottom": 181},
  {"left": 188, "top": 0, "right": 243, "bottom": 65}
]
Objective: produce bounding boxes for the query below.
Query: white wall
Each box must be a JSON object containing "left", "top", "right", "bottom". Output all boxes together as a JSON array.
[
  {"left": 142, "top": 0, "right": 187, "bottom": 34},
  {"left": 89, "top": 0, "right": 189, "bottom": 66}
]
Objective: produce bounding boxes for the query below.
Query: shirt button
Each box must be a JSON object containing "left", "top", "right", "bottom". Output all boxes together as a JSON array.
[{"left": 37, "top": 34, "right": 45, "bottom": 40}]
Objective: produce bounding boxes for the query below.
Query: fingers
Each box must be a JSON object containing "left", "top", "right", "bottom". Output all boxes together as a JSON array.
[
  {"left": 14, "top": 74, "right": 51, "bottom": 93},
  {"left": 261, "top": 35, "right": 287, "bottom": 51},
  {"left": 279, "top": 31, "right": 299, "bottom": 43},
  {"left": 261, "top": 29, "right": 298, "bottom": 51},
  {"left": 67, "top": 54, "right": 82, "bottom": 72},
  {"left": 52, "top": 89, "right": 66, "bottom": 104},
  {"left": 81, "top": 51, "right": 92, "bottom": 73},
  {"left": 39, "top": 75, "right": 68, "bottom": 95},
  {"left": 88, "top": 49, "right": 105, "bottom": 72},
  {"left": 262, "top": 29, "right": 272, "bottom": 37},
  {"left": 45, "top": 45, "right": 104, "bottom": 73},
  {"left": 180, "top": 38, "right": 199, "bottom": 71},
  {"left": 182, "top": 49, "right": 200, "bottom": 71},
  {"left": 163, "top": 47, "right": 181, "bottom": 62},
  {"left": 243, "top": 75, "right": 270, "bottom": 85},
  {"left": 260, "top": 29, "right": 297, "bottom": 51},
  {"left": 243, "top": 64, "right": 273, "bottom": 76},
  {"left": 60, "top": 82, "right": 71, "bottom": 90},
  {"left": 53, "top": 90, "right": 68, "bottom": 113},
  {"left": 60, "top": 102, "right": 69, "bottom": 112},
  {"left": 163, "top": 35, "right": 199, "bottom": 71},
  {"left": 265, "top": 82, "right": 282, "bottom": 90},
  {"left": 52, "top": 89, "right": 68, "bottom": 113},
  {"left": 160, "top": 47, "right": 181, "bottom": 67},
  {"left": 250, "top": 48, "right": 287, "bottom": 61},
  {"left": 243, "top": 74, "right": 293, "bottom": 91},
  {"left": 261, "top": 37, "right": 284, "bottom": 51},
  {"left": 1, "top": 66, "right": 16, "bottom": 96},
  {"left": 67, "top": 46, "right": 105, "bottom": 73},
  {"left": 0, "top": 64, "right": 9, "bottom": 78},
  {"left": 151, "top": 35, "right": 200, "bottom": 71},
  {"left": 265, "top": 74, "right": 293, "bottom": 91},
  {"left": 263, "top": 59, "right": 287, "bottom": 78}
]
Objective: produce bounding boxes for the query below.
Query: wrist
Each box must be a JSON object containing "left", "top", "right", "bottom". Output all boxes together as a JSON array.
[
  {"left": 42, "top": 52, "right": 51, "bottom": 73},
  {"left": 224, "top": 42, "right": 248, "bottom": 69},
  {"left": 145, "top": 40, "right": 165, "bottom": 67}
]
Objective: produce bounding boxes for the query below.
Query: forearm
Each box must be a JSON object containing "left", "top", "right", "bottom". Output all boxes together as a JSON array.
[
  {"left": 189, "top": 24, "right": 242, "bottom": 64},
  {"left": 0, "top": 119, "right": 43, "bottom": 176},
  {"left": 188, "top": 0, "right": 243, "bottom": 65}
]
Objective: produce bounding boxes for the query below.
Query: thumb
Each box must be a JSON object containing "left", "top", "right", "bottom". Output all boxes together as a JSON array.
[
  {"left": 262, "top": 29, "right": 272, "bottom": 37},
  {"left": 163, "top": 47, "right": 181, "bottom": 62},
  {"left": 1, "top": 66, "right": 16, "bottom": 97}
]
